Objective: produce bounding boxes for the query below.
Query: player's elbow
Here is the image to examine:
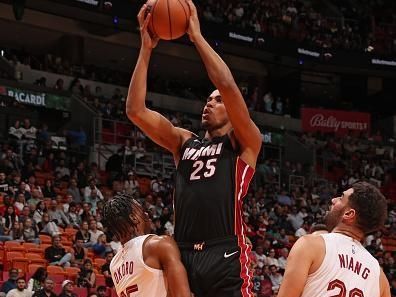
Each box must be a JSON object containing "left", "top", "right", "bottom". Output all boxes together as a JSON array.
[{"left": 126, "top": 105, "right": 144, "bottom": 123}]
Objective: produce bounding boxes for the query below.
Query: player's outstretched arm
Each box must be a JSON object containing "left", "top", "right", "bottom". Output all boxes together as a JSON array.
[
  {"left": 126, "top": 5, "right": 192, "bottom": 160},
  {"left": 154, "top": 236, "right": 191, "bottom": 297},
  {"left": 277, "top": 236, "right": 320, "bottom": 297},
  {"left": 380, "top": 269, "right": 391, "bottom": 297},
  {"left": 185, "top": 0, "right": 261, "bottom": 168}
]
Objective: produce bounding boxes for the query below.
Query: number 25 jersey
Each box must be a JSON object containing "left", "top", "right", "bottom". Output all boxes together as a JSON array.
[
  {"left": 174, "top": 135, "right": 255, "bottom": 243},
  {"left": 110, "top": 235, "right": 167, "bottom": 297}
]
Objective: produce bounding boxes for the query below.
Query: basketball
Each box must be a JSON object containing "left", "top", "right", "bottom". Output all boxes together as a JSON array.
[{"left": 145, "top": 0, "right": 190, "bottom": 40}]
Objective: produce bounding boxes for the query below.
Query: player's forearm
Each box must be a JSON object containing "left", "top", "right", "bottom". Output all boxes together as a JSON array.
[
  {"left": 126, "top": 48, "right": 152, "bottom": 118},
  {"left": 193, "top": 34, "right": 234, "bottom": 89}
]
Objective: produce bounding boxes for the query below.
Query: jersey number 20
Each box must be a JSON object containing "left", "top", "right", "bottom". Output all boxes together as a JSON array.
[
  {"left": 120, "top": 285, "right": 138, "bottom": 297},
  {"left": 190, "top": 159, "right": 217, "bottom": 180},
  {"left": 327, "top": 279, "right": 364, "bottom": 297}
]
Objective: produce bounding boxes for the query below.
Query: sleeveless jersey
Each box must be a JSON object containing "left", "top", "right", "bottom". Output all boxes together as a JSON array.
[
  {"left": 174, "top": 135, "right": 255, "bottom": 243},
  {"left": 110, "top": 234, "right": 167, "bottom": 297},
  {"left": 301, "top": 233, "right": 380, "bottom": 297}
]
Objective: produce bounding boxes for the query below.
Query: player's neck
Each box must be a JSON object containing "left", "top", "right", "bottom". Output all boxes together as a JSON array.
[
  {"left": 332, "top": 225, "right": 364, "bottom": 242},
  {"left": 205, "top": 125, "right": 232, "bottom": 140}
]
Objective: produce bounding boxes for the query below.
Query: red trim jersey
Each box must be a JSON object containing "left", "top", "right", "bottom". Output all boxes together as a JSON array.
[{"left": 174, "top": 135, "right": 254, "bottom": 243}]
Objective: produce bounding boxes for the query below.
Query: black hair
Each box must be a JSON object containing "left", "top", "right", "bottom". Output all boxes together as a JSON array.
[
  {"left": 102, "top": 193, "right": 142, "bottom": 241},
  {"left": 349, "top": 182, "right": 388, "bottom": 235},
  {"left": 31, "top": 267, "right": 47, "bottom": 282}
]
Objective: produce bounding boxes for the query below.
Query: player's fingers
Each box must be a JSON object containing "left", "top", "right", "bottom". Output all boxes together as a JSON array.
[
  {"left": 137, "top": 4, "right": 147, "bottom": 24},
  {"left": 185, "top": 0, "right": 197, "bottom": 16},
  {"left": 142, "top": 12, "right": 151, "bottom": 31}
]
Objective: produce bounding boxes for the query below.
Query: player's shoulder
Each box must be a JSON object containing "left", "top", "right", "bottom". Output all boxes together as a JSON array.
[
  {"left": 144, "top": 235, "right": 177, "bottom": 251},
  {"left": 176, "top": 128, "right": 196, "bottom": 145},
  {"left": 294, "top": 234, "right": 325, "bottom": 249},
  {"left": 143, "top": 235, "right": 179, "bottom": 264}
]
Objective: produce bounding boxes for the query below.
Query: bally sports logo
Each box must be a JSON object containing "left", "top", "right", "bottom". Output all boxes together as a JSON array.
[
  {"left": 302, "top": 108, "right": 371, "bottom": 135},
  {"left": 310, "top": 114, "right": 368, "bottom": 132}
]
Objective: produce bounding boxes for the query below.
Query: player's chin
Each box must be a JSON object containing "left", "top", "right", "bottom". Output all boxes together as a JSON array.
[{"left": 201, "top": 119, "right": 210, "bottom": 129}]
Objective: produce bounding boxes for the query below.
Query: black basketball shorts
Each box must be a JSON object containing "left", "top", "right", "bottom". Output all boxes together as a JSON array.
[{"left": 178, "top": 236, "right": 254, "bottom": 297}]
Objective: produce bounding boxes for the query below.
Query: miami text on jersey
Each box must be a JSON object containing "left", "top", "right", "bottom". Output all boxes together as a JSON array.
[{"left": 182, "top": 143, "right": 223, "bottom": 160}]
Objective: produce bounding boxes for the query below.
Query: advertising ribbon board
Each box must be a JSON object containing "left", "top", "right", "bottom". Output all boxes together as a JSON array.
[
  {"left": 0, "top": 85, "right": 71, "bottom": 111},
  {"left": 301, "top": 108, "right": 371, "bottom": 135}
]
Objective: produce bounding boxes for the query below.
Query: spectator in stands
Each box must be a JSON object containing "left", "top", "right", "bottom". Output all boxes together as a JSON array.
[
  {"left": 55, "top": 160, "right": 70, "bottom": 180},
  {"left": 95, "top": 287, "right": 107, "bottom": 297},
  {"left": 6, "top": 277, "right": 31, "bottom": 297},
  {"left": 85, "top": 189, "right": 101, "bottom": 216},
  {"left": 38, "top": 213, "right": 60, "bottom": 237},
  {"left": 88, "top": 220, "right": 104, "bottom": 247},
  {"left": 42, "top": 180, "right": 56, "bottom": 199},
  {"left": 124, "top": 171, "right": 139, "bottom": 196},
  {"left": 253, "top": 246, "right": 267, "bottom": 268},
  {"left": 44, "top": 235, "right": 72, "bottom": 267},
  {"left": 295, "top": 218, "right": 311, "bottom": 237},
  {"left": 75, "top": 221, "right": 91, "bottom": 248},
  {"left": 71, "top": 238, "right": 87, "bottom": 268},
  {"left": 265, "top": 249, "right": 279, "bottom": 267},
  {"left": 32, "top": 278, "right": 56, "bottom": 297},
  {"left": 66, "top": 202, "right": 81, "bottom": 228},
  {"left": 67, "top": 179, "right": 82, "bottom": 204},
  {"left": 80, "top": 202, "right": 93, "bottom": 224},
  {"left": 26, "top": 176, "right": 41, "bottom": 195},
  {"left": 58, "top": 281, "right": 77, "bottom": 297},
  {"left": 14, "top": 193, "right": 26, "bottom": 212},
  {"left": 32, "top": 201, "right": 46, "bottom": 224},
  {"left": 287, "top": 206, "right": 304, "bottom": 231},
  {"left": 27, "top": 268, "right": 47, "bottom": 294},
  {"left": 100, "top": 251, "right": 114, "bottom": 287},
  {"left": 92, "top": 233, "right": 110, "bottom": 258},
  {"left": 84, "top": 179, "right": 103, "bottom": 203},
  {"left": 27, "top": 190, "right": 41, "bottom": 208},
  {"left": 277, "top": 248, "right": 289, "bottom": 271},
  {"left": 2, "top": 149, "right": 24, "bottom": 175},
  {"left": 0, "top": 269, "right": 19, "bottom": 296},
  {"left": 47, "top": 200, "right": 70, "bottom": 229},
  {"left": 8, "top": 120, "right": 23, "bottom": 140},
  {"left": 3, "top": 206, "right": 18, "bottom": 235},
  {"left": 0, "top": 172, "right": 10, "bottom": 195},
  {"left": 77, "top": 259, "right": 96, "bottom": 290},
  {"left": 22, "top": 218, "right": 40, "bottom": 244},
  {"left": 268, "top": 265, "right": 283, "bottom": 291}
]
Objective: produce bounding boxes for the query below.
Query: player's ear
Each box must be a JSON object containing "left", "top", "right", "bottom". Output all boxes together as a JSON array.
[
  {"left": 129, "top": 213, "right": 139, "bottom": 225},
  {"left": 343, "top": 208, "right": 356, "bottom": 221}
]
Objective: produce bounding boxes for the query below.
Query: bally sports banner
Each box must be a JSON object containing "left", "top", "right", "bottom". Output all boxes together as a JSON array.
[{"left": 301, "top": 108, "right": 371, "bottom": 135}]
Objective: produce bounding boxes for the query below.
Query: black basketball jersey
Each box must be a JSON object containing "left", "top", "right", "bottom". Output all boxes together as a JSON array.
[{"left": 174, "top": 135, "right": 255, "bottom": 243}]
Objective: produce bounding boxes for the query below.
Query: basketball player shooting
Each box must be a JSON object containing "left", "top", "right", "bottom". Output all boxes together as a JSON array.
[
  {"left": 277, "top": 182, "right": 390, "bottom": 297},
  {"left": 127, "top": 1, "right": 261, "bottom": 296},
  {"left": 103, "top": 194, "right": 191, "bottom": 297}
]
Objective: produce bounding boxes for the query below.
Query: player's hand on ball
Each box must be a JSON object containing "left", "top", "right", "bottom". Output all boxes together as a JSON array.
[
  {"left": 185, "top": 0, "right": 201, "bottom": 42},
  {"left": 137, "top": 4, "right": 159, "bottom": 49}
]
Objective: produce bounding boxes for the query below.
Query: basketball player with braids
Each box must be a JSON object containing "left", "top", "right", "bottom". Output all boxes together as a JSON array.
[
  {"left": 278, "top": 182, "right": 390, "bottom": 297},
  {"left": 127, "top": 1, "right": 261, "bottom": 296},
  {"left": 102, "top": 193, "right": 191, "bottom": 297}
]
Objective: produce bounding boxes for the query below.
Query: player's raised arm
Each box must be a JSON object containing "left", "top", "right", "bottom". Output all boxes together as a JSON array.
[
  {"left": 185, "top": 0, "right": 261, "bottom": 168},
  {"left": 277, "top": 236, "right": 320, "bottom": 297},
  {"left": 154, "top": 236, "right": 191, "bottom": 297},
  {"left": 126, "top": 5, "right": 192, "bottom": 161}
]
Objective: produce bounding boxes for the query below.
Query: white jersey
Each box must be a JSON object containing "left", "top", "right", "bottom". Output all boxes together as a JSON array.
[
  {"left": 301, "top": 233, "right": 380, "bottom": 297},
  {"left": 110, "top": 234, "right": 168, "bottom": 297}
]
